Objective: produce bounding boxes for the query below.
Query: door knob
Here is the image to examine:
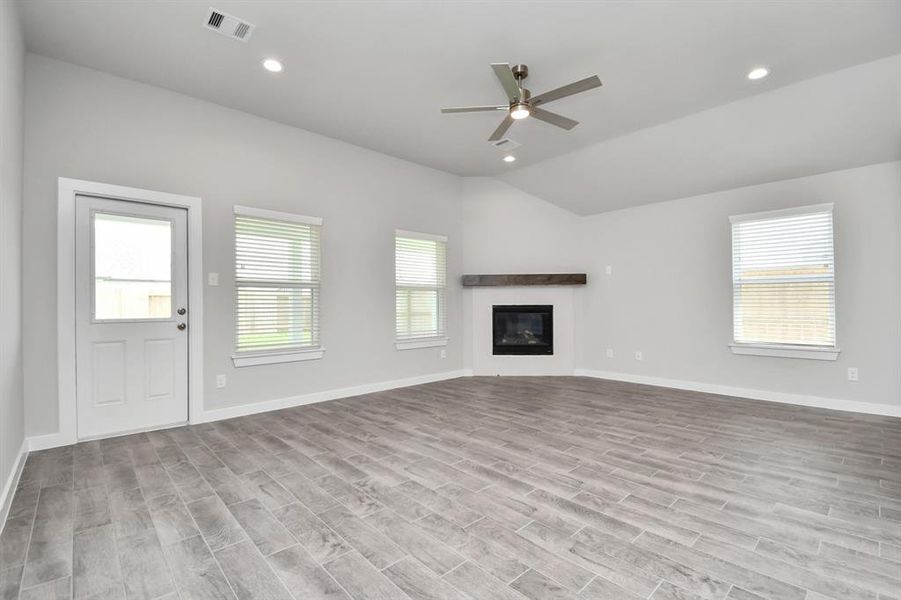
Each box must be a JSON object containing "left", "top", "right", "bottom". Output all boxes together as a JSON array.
[
  {"left": 177, "top": 308, "right": 186, "bottom": 315},
  {"left": 177, "top": 323, "right": 187, "bottom": 330}
]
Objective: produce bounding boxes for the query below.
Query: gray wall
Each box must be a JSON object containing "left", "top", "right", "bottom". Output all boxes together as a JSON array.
[
  {"left": 580, "top": 161, "right": 901, "bottom": 408},
  {"left": 1, "top": 1, "right": 26, "bottom": 486},
  {"left": 462, "top": 162, "right": 901, "bottom": 409},
  {"left": 23, "top": 55, "right": 463, "bottom": 437}
]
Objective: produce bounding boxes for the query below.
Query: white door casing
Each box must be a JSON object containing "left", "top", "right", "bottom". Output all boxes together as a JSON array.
[{"left": 75, "top": 196, "right": 189, "bottom": 438}]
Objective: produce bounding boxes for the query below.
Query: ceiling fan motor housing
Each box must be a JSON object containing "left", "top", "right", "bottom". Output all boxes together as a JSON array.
[{"left": 513, "top": 88, "right": 531, "bottom": 106}]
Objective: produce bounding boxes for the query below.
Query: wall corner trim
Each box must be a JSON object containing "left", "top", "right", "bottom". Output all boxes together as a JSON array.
[
  {"left": 0, "top": 439, "right": 29, "bottom": 532},
  {"left": 573, "top": 369, "right": 901, "bottom": 418}
]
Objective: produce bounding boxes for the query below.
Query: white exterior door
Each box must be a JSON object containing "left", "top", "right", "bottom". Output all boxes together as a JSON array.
[{"left": 75, "top": 195, "right": 189, "bottom": 439}]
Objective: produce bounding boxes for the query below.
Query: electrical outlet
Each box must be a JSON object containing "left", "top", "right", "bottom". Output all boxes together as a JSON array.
[
  {"left": 216, "top": 374, "right": 226, "bottom": 388},
  {"left": 606, "top": 348, "right": 614, "bottom": 358},
  {"left": 208, "top": 272, "right": 219, "bottom": 286},
  {"left": 605, "top": 265, "right": 613, "bottom": 275},
  {"left": 847, "top": 367, "right": 858, "bottom": 382},
  {"left": 440, "top": 349, "right": 447, "bottom": 359},
  {"left": 635, "top": 351, "right": 643, "bottom": 361}
]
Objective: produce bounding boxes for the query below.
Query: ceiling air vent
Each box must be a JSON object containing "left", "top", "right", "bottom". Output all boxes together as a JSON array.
[
  {"left": 204, "top": 8, "right": 255, "bottom": 42},
  {"left": 491, "top": 138, "right": 521, "bottom": 151}
]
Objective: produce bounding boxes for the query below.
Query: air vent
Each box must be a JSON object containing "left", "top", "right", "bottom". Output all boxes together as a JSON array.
[
  {"left": 204, "top": 8, "right": 255, "bottom": 42},
  {"left": 491, "top": 138, "right": 521, "bottom": 151}
]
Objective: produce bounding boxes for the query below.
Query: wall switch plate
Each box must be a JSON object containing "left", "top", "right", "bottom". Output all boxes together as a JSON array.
[
  {"left": 847, "top": 367, "right": 858, "bottom": 382},
  {"left": 635, "top": 351, "right": 643, "bottom": 361},
  {"left": 208, "top": 272, "right": 219, "bottom": 286},
  {"left": 216, "top": 374, "right": 226, "bottom": 388},
  {"left": 605, "top": 265, "right": 613, "bottom": 275},
  {"left": 440, "top": 349, "right": 447, "bottom": 359},
  {"left": 606, "top": 348, "right": 614, "bottom": 358}
]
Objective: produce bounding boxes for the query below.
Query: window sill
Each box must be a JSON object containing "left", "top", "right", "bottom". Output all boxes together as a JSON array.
[
  {"left": 232, "top": 347, "right": 325, "bottom": 367},
  {"left": 729, "top": 343, "right": 840, "bottom": 361},
  {"left": 396, "top": 337, "right": 448, "bottom": 351}
]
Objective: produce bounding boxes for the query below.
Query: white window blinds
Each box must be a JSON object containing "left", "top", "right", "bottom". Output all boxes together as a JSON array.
[
  {"left": 395, "top": 231, "right": 447, "bottom": 341},
  {"left": 731, "top": 204, "right": 835, "bottom": 348},
  {"left": 234, "top": 206, "right": 321, "bottom": 354}
]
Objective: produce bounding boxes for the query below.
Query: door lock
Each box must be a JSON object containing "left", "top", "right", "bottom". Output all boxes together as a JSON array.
[
  {"left": 177, "top": 308, "right": 186, "bottom": 315},
  {"left": 177, "top": 323, "right": 187, "bottom": 330}
]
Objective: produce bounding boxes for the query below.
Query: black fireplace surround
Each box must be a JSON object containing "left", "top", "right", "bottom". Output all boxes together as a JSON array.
[{"left": 492, "top": 305, "right": 553, "bottom": 355}]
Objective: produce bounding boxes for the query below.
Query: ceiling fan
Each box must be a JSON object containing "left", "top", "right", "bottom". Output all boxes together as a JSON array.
[{"left": 441, "top": 63, "right": 602, "bottom": 141}]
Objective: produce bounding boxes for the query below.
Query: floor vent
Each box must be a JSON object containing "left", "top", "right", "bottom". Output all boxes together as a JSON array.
[{"left": 204, "top": 8, "right": 255, "bottom": 42}]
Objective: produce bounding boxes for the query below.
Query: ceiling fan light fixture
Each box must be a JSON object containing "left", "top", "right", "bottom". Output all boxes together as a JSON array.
[{"left": 510, "top": 103, "right": 531, "bottom": 120}]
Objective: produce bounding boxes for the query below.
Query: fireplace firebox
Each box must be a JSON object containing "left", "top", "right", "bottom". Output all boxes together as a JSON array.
[{"left": 492, "top": 305, "right": 553, "bottom": 355}]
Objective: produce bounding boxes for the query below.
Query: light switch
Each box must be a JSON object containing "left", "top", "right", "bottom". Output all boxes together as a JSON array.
[{"left": 208, "top": 272, "right": 219, "bottom": 286}]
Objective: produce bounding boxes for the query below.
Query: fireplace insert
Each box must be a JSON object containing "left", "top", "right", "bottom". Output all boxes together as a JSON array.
[{"left": 492, "top": 305, "right": 553, "bottom": 355}]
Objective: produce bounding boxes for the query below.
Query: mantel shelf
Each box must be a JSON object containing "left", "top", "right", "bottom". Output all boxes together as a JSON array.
[{"left": 462, "top": 273, "right": 587, "bottom": 287}]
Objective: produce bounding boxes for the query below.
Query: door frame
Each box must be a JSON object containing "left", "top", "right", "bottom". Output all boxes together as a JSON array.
[{"left": 57, "top": 177, "right": 204, "bottom": 444}]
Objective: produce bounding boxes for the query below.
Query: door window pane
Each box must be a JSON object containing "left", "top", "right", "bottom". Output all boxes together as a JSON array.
[{"left": 94, "top": 212, "right": 172, "bottom": 320}]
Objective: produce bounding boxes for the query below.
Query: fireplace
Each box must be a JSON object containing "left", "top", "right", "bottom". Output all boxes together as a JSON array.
[{"left": 492, "top": 305, "right": 553, "bottom": 355}]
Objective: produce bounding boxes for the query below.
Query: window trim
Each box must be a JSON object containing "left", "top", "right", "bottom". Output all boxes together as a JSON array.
[
  {"left": 729, "top": 203, "right": 839, "bottom": 360},
  {"left": 232, "top": 346, "right": 325, "bottom": 367},
  {"left": 729, "top": 343, "right": 839, "bottom": 361},
  {"left": 232, "top": 205, "right": 323, "bottom": 366},
  {"left": 394, "top": 229, "right": 448, "bottom": 349},
  {"left": 395, "top": 337, "right": 448, "bottom": 351}
]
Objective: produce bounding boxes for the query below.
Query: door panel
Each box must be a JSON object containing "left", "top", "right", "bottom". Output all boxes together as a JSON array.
[
  {"left": 145, "top": 339, "right": 175, "bottom": 401},
  {"left": 91, "top": 341, "right": 126, "bottom": 406},
  {"left": 76, "top": 195, "right": 188, "bottom": 439}
]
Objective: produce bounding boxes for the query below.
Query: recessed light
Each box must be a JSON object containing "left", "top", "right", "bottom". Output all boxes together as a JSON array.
[
  {"left": 503, "top": 155, "right": 516, "bottom": 163},
  {"left": 747, "top": 67, "right": 769, "bottom": 80},
  {"left": 262, "top": 58, "right": 283, "bottom": 73}
]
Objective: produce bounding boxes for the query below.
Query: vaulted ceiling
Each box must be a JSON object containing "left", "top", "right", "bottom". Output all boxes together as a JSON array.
[{"left": 18, "top": 0, "right": 901, "bottom": 214}]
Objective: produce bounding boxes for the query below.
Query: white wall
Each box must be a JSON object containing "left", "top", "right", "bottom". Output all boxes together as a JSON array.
[
  {"left": 579, "top": 161, "right": 901, "bottom": 409},
  {"left": 462, "top": 163, "right": 901, "bottom": 411},
  {"left": 0, "top": 1, "right": 26, "bottom": 495},
  {"left": 23, "top": 55, "right": 463, "bottom": 437}
]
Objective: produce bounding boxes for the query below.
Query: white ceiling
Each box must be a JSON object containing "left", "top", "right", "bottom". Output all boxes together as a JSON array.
[
  {"left": 17, "top": 0, "right": 901, "bottom": 213},
  {"left": 505, "top": 54, "right": 901, "bottom": 214}
]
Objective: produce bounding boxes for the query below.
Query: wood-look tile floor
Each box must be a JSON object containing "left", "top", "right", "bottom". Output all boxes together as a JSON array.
[{"left": 2, "top": 376, "right": 900, "bottom": 600}]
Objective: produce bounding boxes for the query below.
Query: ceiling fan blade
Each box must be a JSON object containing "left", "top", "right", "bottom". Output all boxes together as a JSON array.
[
  {"left": 530, "top": 107, "right": 579, "bottom": 130},
  {"left": 531, "top": 75, "right": 602, "bottom": 107},
  {"left": 441, "top": 106, "right": 507, "bottom": 113},
  {"left": 488, "top": 113, "right": 515, "bottom": 141},
  {"left": 490, "top": 63, "right": 521, "bottom": 102}
]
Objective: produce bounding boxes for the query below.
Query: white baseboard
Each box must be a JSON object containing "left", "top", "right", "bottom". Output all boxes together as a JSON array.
[
  {"left": 25, "top": 367, "right": 898, "bottom": 455},
  {"left": 0, "top": 439, "right": 28, "bottom": 531},
  {"left": 25, "top": 370, "right": 468, "bottom": 451},
  {"left": 574, "top": 369, "right": 901, "bottom": 418},
  {"left": 196, "top": 369, "right": 469, "bottom": 424},
  {"left": 27, "top": 431, "right": 76, "bottom": 452}
]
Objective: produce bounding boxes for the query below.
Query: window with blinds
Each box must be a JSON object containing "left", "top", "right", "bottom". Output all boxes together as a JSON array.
[
  {"left": 234, "top": 206, "right": 321, "bottom": 355},
  {"left": 731, "top": 204, "right": 835, "bottom": 349},
  {"left": 395, "top": 230, "right": 447, "bottom": 344}
]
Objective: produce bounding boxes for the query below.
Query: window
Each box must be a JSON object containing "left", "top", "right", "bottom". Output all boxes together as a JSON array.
[
  {"left": 395, "top": 230, "right": 447, "bottom": 349},
  {"left": 233, "top": 206, "right": 323, "bottom": 366},
  {"left": 93, "top": 212, "right": 172, "bottom": 320},
  {"left": 730, "top": 204, "right": 838, "bottom": 360}
]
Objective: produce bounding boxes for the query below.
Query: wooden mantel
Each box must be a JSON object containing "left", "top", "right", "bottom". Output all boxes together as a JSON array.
[{"left": 461, "top": 273, "right": 587, "bottom": 287}]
